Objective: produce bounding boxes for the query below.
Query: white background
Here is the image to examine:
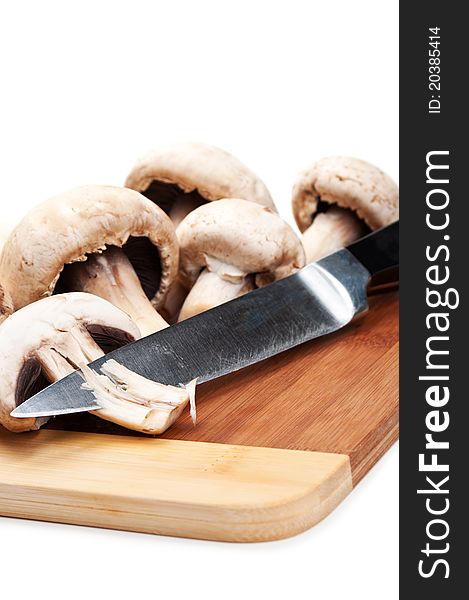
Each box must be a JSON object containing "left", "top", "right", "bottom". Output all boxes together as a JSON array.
[{"left": 0, "top": 1, "right": 398, "bottom": 599}]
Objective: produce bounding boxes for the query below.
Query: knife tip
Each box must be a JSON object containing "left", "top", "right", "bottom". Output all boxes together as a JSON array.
[{"left": 10, "top": 404, "right": 102, "bottom": 418}]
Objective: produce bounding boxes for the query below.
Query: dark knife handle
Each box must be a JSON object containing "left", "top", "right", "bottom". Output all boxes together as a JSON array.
[{"left": 347, "top": 220, "right": 399, "bottom": 277}]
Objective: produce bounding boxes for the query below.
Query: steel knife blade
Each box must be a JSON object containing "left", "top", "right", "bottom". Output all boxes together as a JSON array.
[{"left": 11, "top": 222, "right": 398, "bottom": 419}]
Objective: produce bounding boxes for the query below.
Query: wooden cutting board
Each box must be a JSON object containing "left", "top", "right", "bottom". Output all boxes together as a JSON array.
[{"left": 0, "top": 291, "right": 398, "bottom": 542}]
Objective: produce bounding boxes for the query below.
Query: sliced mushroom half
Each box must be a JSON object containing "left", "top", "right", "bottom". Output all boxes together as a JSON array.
[
  {"left": 0, "top": 185, "right": 179, "bottom": 337},
  {"left": 292, "top": 157, "right": 399, "bottom": 263},
  {"left": 176, "top": 199, "right": 305, "bottom": 321},
  {"left": 0, "top": 293, "right": 195, "bottom": 433}
]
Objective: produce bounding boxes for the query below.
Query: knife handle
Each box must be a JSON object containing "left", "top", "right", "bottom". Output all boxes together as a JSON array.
[{"left": 347, "top": 221, "right": 399, "bottom": 277}]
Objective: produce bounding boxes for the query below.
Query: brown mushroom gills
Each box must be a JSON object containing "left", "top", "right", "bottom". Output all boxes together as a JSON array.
[
  {"left": 15, "top": 359, "right": 50, "bottom": 409},
  {"left": 55, "top": 240, "right": 167, "bottom": 337},
  {"left": 141, "top": 182, "right": 203, "bottom": 320},
  {"left": 302, "top": 203, "right": 370, "bottom": 264},
  {"left": 143, "top": 181, "right": 206, "bottom": 227}
]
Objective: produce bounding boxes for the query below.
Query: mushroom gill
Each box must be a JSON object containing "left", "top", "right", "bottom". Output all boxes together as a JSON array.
[
  {"left": 142, "top": 181, "right": 206, "bottom": 227},
  {"left": 15, "top": 358, "right": 49, "bottom": 408}
]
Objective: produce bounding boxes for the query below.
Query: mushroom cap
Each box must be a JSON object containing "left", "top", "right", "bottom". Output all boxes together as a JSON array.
[
  {"left": 0, "top": 283, "right": 13, "bottom": 324},
  {"left": 292, "top": 157, "right": 399, "bottom": 232},
  {"left": 125, "top": 141, "right": 275, "bottom": 210},
  {"left": 0, "top": 185, "right": 179, "bottom": 311},
  {"left": 177, "top": 199, "right": 305, "bottom": 289},
  {"left": 0, "top": 292, "right": 140, "bottom": 433},
  {"left": 0, "top": 216, "right": 19, "bottom": 253},
  {"left": 0, "top": 226, "right": 8, "bottom": 254}
]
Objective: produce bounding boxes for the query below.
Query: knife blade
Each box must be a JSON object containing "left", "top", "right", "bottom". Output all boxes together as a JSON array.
[{"left": 11, "top": 221, "right": 399, "bottom": 419}]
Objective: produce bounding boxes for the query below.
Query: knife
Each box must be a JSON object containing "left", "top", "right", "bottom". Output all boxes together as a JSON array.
[{"left": 11, "top": 221, "right": 399, "bottom": 419}]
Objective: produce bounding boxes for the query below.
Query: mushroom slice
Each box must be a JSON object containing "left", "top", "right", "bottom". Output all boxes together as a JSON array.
[
  {"left": 0, "top": 282, "right": 13, "bottom": 324},
  {"left": 176, "top": 199, "right": 305, "bottom": 321},
  {"left": 125, "top": 141, "right": 276, "bottom": 227},
  {"left": 0, "top": 293, "right": 195, "bottom": 434},
  {"left": 291, "top": 157, "right": 399, "bottom": 263},
  {"left": 80, "top": 361, "right": 197, "bottom": 434},
  {"left": 0, "top": 185, "right": 179, "bottom": 337}
]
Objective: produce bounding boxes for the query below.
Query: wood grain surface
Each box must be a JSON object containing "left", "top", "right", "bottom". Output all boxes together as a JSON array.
[
  {"left": 0, "top": 430, "right": 352, "bottom": 542},
  {"left": 51, "top": 291, "right": 399, "bottom": 484},
  {"left": 0, "top": 291, "right": 398, "bottom": 541}
]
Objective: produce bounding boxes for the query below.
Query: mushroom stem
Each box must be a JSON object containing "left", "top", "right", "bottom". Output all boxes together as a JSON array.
[
  {"left": 59, "top": 247, "right": 168, "bottom": 337},
  {"left": 178, "top": 269, "right": 254, "bottom": 321},
  {"left": 35, "top": 325, "right": 104, "bottom": 380},
  {"left": 301, "top": 206, "right": 368, "bottom": 263},
  {"left": 34, "top": 327, "right": 195, "bottom": 435}
]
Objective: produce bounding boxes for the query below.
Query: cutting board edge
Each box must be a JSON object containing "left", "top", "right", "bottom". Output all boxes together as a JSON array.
[{"left": 0, "top": 430, "right": 352, "bottom": 542}]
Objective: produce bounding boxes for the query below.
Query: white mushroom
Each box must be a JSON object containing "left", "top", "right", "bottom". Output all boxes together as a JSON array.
[
  {"left": 0, "top": 293, "right": 195, "bottom": 434},
  {"left": 0, "top": 185, "right": 179, "bottom": 337},
  {"left": 176, "top": 199, "right": 305, "bottom": 321},
  {"left": 125, "top": 141, "right": 275, "bottom": 226},
  {"left": 292, "top": 157, "right": 399, "bottom": 263},
  {"left": 125, "top": 142, "right": 277, "bottom": 321}
]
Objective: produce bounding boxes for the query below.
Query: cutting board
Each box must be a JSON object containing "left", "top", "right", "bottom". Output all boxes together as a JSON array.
[{"left": 0, "top": 291, "right": 398, "bottom": 542}]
